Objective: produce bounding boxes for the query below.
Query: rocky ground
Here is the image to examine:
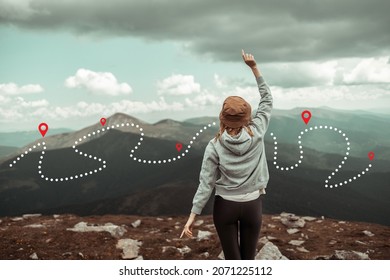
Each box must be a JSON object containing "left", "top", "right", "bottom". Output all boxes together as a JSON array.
[{"left": 0, "top": 213, "right": 389, "bottom": 260}]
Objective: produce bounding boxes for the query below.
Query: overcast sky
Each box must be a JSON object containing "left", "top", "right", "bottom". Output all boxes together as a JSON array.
[{"left": 1, "top": 0, "right": 390, "bottom": 131}]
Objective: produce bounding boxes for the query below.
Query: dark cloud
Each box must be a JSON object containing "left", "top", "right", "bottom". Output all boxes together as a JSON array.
[{"left": 1, "top": 0, "right": 389, "bottom": 62}]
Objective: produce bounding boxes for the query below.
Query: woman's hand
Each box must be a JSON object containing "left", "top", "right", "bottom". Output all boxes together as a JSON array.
[
  {"left": 242, "top": 49, "right": 261, "bottom": 78},
  {"left": 242, "top": 49, "right": 257, "bottom": 68},
  {"left": 180, "top": 213, "right": 196, "bottom": 238}
]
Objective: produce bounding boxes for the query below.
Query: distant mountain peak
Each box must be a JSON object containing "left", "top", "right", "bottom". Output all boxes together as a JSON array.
[
  {"left": 153, "top": 119, "right": 183, "bottom": 126},
  {"left": 106, "top": 113, "right": 146, "bottom": 125}
]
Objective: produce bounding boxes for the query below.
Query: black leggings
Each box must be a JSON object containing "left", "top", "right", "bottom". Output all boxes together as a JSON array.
[{"left": 213, "top": 195, "right": 262, "bottom": 260}]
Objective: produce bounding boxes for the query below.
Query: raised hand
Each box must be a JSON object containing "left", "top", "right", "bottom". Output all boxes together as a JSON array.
[
  {"left": 242, "top": 49, "right": 261, "bottom": 78},
  {"left": 242, "top": 49, "right": 257, "bottom": 69}
]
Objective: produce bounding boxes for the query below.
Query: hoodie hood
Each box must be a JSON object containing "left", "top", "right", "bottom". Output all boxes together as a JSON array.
[{"left": 220, "top": 129, "right": 252, "bottom": 155}]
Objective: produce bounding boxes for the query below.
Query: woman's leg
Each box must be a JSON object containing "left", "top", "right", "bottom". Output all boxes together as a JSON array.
[
  {"left": 213, "top": 195, "right": 241, "bottom": 260},
  {"left": 239, "top": 196, "right": 262, "bottom": 260}
]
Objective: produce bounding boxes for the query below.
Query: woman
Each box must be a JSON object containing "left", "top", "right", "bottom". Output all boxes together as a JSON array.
[{"left": 180, "top": 50, "right": 273, "bottom": 260}]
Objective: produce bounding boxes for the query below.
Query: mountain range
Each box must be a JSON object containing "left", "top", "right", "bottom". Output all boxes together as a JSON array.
[{"left": 0, "top": 108, "right": 389, "bottom": 226}]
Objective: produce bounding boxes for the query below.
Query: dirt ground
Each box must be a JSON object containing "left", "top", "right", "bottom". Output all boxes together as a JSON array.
[{"left": 0, "top": 213, "right": 389, "bottom": 260}]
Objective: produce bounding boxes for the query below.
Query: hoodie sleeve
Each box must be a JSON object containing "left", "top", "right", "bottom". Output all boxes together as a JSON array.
[
  {"left": 191, "top": 141, "right": 219, "bottom": 215},
  {"left": 251, "top": 76, "right": 273, "bottom": 135}
]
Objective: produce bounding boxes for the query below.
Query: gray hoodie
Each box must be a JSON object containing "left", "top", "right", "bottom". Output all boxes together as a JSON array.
[{"left": 191, "top": 76, "right": 273, "bottom": 215}]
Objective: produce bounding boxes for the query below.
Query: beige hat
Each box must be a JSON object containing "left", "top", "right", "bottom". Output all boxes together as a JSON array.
[{"left": 219, "top": 96, "right": 251, "bottom": 128}]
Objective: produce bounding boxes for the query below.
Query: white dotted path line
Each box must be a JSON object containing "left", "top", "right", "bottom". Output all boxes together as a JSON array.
[
  {"left": 270, "top": 125, "right": 373, "bottom": 188},
  {"left": 9, "top": 121, "right": 217, "bottom": 182}
]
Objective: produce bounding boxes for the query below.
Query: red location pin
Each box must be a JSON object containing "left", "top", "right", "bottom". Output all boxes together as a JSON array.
[
  {"left": 100, "top": 118, "right": 106, "bottom": 126},
  {"left": 368, "top": 151, "right": 375, "bottom": 161},
  {"left": 176, "top": 142, "right": 183, "bottom": 152},
  {"left": 38, "top": 122, "right": 48, "bottom": 137},
  {"left": 301, "top": 110, "right": 312, "bottom": 125}
]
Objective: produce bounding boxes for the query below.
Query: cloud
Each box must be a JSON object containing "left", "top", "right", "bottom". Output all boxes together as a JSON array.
[
  {"left": 1, "top": 0, "right": 389, "bottom": 63},
  {"left": 28, "top": 97, "right": 185, "bottom": 120},
  {"left": 16, "top": 97, "right": 49, "bottom": 108},
  {"left": 0, "top": 0, "right": 38, "bottom": 20},
  {"left": 0, "top": 83, "right": 44, "bottom": 95},
  {"left": 342, "top": 57, "right": 390, "bottom": 84},
  {"left": 65, "top": 68, "right": 132, "bottom": 96},
  {"left": 157, "top": 74, "right": 201, "bottom": 95}
]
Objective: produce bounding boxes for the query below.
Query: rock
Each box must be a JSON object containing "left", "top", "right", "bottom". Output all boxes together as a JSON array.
[
  {"left": 271, "top": 216, "right": 281, "bottom": 220},
  {"left": 197, "top": 230, "right": 213, "bottom": 241},
  {"left": 24, "top": 224, "right": 45, "bottom": 228},
  {"left": 135, "top": 255, "right": 143, "bottom": 260},
  {"left": 67, "top": 222, "right": 127, "bottom": 238},
  {"left": 29, "top": 253, "right": 38, "bottom": 260},
  {"left": 315, "top": 255, "right": 331, "bottom": 260},
  {"left": 167, "top": 217, "right": 173, "bottom": 221},
  {"left": 280, "top": 212, "right": 294, "bottom": 217},
  {"left": 258, "top": 236, "right": 269, "bottom": 245},
  {"left": 162, "top": 246, "right": 176, "bottom": 253},
  {"left": 302, "top": 216, "right": 316, "bottom": 221},
  {"left": 23, "top": 214, "right": 42, "bottom": 219},
  {"left": 162, "top": 246, "right": 191, "bottom": 255},
  {"left": 329, "top": 240, "right": 337, "bottom": 245},
  {"left": 255, "top": 242, "right": 288, "bottom": 260},
  {"left": 116, "top": 239, "right": 142, "bottom": 259},
  {"left": 338, "top": 221, "right": 346, "bottom": 224},
  {"left": 287, "top": 228, "right": 300, "bottom": 234},
  {"left": 331, "top": 250, "right": 370, "bottom": 260},
  {"left": 288, "top": 240, "right": 305, "bottom": 246},
  {"left": 280, "top": 214, "right": 305, "bottom": 228},
  {"left": 362, "top": 230, "right": 374, "bottom": 237},
  {"left": 316, "top": 220, "right": 323, "bottom": 223},
  {"left": 355, "top": 240, "right": 367, "bottom": 245},
  {"left": 194, "top": 220, "right": 204, "bottom": 226},
  {"left": 297, "top": 247, "right": 310, "bottom": 253},
  {"left": 131, "top": 219, "right": 141, "bottom": 228},
  {"left": 267, "top": 224, "right": 276, "bottom": 228},
  {"left": 177, "top": 246, "right": 191, "bottom": 255},
  {"left": 53, "top": 215, "right": 61, "bottom": 219},
  {"left": 321, "top": 216, "right": 325, "bottom": 220},
  {"left": 78, "top": 252, "right": 84, "bottom": 259},
  {"left": 267, "top": 236, "right": 278, "bottom": 241},
  {"left": 11, "top": 217, "right": 24, "bottom": 222},
  {"left": 174, "top": 226, "right": 180, "bottom": 230},
  {"left": 62, "top": 252, "right": 72, "bottom": 257},
  {"left": 0, "top": 220, "right": 2, "bottom": 224},
  {"left": 156, "top": 218, "right": 164, "bottom": 221},
  {"left": 218, "top": 251, "right": 225, "bottom": 260},
  {"left": 201, "top": 252, "right": 210, "bottom": 258}
]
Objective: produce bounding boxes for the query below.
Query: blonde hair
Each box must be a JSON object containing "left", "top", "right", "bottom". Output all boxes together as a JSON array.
[{"left": 215, "top": 121, "right": 254, "bottom": 142}]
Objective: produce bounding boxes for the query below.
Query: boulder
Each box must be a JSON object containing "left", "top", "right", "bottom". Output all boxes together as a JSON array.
[
  {"left": 24, "top": 224, "right": 45, "bottom": 228},
  {"left": 255, "top": 242, "right": 289, "bottom": 260},
  {"left": 29, "top": 253, "right": 38, "bottom": 260},
  {"left": 331, "top": 250, "right": 370, "bottom": 260},
  {"left": 288, "top": 240, "right": 305, "bottom": 246},
  {"left": 116, "top": 239, "right": 142, "bottom": 259},
  {"left": 302, "top": 216, "right": 316, "bottom": 221},
  {"left": 280, "top": 214, "right": 305, "bottom": 228},
  {"left": 197, "top": 230, "right": 213, "bottom": 241},
  {"left": 131, "top": 219, "right": 141, "bottom": 228},
  {"left": 287, "top": 228, "right": 300, "bottom": 234},
  {"left": 23, "top": 214, "right": 42, "bottom": 219},
  {"left": 296, "top": 247, "right": 310, "bottom": 253},
  {"left": 194, "top": 220, "right": 204, "bottom": 226},
  {"left": 67, "top": 222, "right": 127, "bottom": 238},
  {"left": 362, "top": 230, "right": 374, "bottom": 237}
]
